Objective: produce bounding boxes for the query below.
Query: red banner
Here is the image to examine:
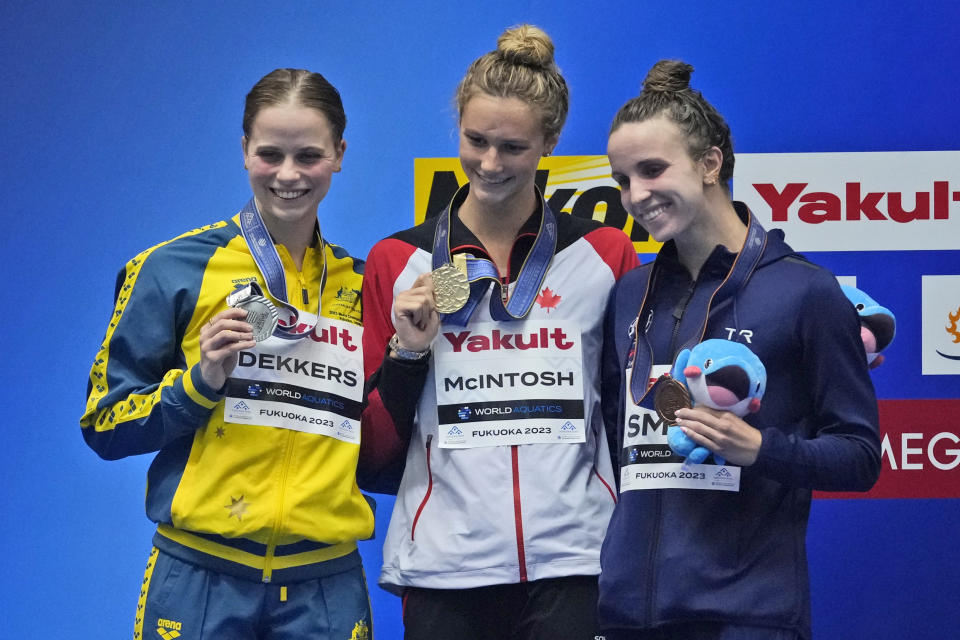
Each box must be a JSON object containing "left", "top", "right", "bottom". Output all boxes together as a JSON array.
[{"left": 816, "top": 398, "right": 960, "bottom": 499}]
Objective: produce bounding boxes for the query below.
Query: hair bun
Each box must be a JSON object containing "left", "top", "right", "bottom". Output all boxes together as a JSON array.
[
  {"left": 497, "top": 24, "right": 555, "bottom": 69},
  {"left": 642, "top": 59, "right": 693, "bottom": 93}
]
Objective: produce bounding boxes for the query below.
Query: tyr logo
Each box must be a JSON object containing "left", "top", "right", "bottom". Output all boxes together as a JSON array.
[{"left": 724, "top": 328, "right": 754, "bottom": 343}]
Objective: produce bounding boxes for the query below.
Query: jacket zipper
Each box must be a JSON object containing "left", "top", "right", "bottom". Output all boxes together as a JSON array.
[
  {"left": 262, "top": 429, "right": 297, "bottom": 582},
  {"left": 501, "top": 231, "right": 537, "bottom": 305},
  {"left": 512, "top": 445, "right": 528, "bottom": 582},
  {"left": 667, "top": 279, "right": 697, "bottom": 359},
  {"left": 646, "top": 491, "right": 663, "bottom": 624},
  {"left": 653, "top": 275, "right": 696, "bottom": 619},
  {"left": 410, "top": 435, "right": 433, "bottom": 541}
]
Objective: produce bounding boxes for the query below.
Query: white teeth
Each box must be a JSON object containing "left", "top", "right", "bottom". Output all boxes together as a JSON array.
[
  {"left": 478, "top": 174, "right": 508, "bottom": 185},
  {"left": 272, "top": 189, "right": 307, "bottom": 199},
  {"left": 638, "top": 203, "right": 668, "bottom": 222}
]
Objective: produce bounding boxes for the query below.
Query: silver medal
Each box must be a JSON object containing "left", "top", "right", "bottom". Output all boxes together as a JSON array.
[{"left": 233, "top": 295, "right": 279, "bottom": 342}]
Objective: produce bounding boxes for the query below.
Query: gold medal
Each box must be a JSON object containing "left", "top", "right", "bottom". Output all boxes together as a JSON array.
[
  {"left": 654, "top": 376, "right": 691, "bottom": 424},
  {"left": 432, "top": 261, "right": 470, "bottom": 314}
]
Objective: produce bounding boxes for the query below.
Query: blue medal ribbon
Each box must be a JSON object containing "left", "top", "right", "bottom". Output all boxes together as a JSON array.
[
  {"left": 431, "top": 186, "right": 557, "bottom": 326},
  {"left": 238, "top": 197, "right": 327, "bottom": 341},
  {"left": 629, "top": 210, "right": 768, "bottom": 405}
]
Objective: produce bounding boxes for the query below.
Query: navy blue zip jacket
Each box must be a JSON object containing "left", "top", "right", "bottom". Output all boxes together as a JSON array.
[{"left": 598, "top": 204, "right": 881, "bottom": 638}]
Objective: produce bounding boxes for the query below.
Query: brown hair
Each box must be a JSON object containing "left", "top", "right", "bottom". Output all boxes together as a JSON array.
[
  {"left": 242, "top": 68, "right": 346, "bottom": 142},
  {"left": 456, "top": 25, "right": 569, "bottom": 141},
  {"left": 610, "top": 60, "right": 734, "bottom": 188}
]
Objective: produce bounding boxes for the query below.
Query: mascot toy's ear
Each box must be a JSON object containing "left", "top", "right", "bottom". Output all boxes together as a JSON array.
[
  {"left": 671, "top": 348, "right": 693, "bottom": 386},
  {"left": 840, "top": 284, "right": 896, "bottom": 370}
]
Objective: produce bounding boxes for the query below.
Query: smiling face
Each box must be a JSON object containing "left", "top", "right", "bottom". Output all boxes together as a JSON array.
[
  {"left": 458, "top": 94, "right": 555, "bottom": 214},
  {"left": 607, "top": 116, "right": 715, "bottom": 244},
  {"left": 242, "top": 102, "right": 345, "bottom": 232}
]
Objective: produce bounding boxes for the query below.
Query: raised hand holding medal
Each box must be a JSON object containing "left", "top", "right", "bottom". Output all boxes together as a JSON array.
[
  {"left": 198, "top": 307, "right": 257, "bottom": 391},
  {"left": 391, "top": 271, "right": 443, "bottom": 357},
  {"left": 198, "top": 279, "right": 284, "bottom": 391}
]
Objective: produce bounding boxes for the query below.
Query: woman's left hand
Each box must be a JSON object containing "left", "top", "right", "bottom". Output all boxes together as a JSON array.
[{"left": 673, "top": 406, "right": 763, "bottom": 466}]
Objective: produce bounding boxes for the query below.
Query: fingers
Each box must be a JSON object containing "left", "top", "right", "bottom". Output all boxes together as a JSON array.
[
  {"left": 394, "top": 274, "right": 439, "bottom": 331},
  {"left": 675, "top": 408, "right": 730, "bottom": 444},
  {"left": 673, "top": 407, "right": 761, "bottom": 466},
  {"left": 411, "top": 271, "right": 435, "bottom": 291},
  {"left": 202, "top": 307, "right": 251, "bottom": 333},
  {"left": 198, "top": 308, "right": 256, "bottom": 390},
  {"left": 200, "top": 308, "right": 256, "bottom": 358},
  {"left": 673, "top": 412, "right": 716, "bottom": 449},
  {"left": 202, "top": 329, "right": 256, "bottom": 355},
  {"left": 391, "top": 272, "right": 442, "bottom": 352}
]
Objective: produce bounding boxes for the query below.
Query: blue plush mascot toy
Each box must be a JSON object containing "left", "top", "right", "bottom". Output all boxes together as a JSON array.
[
  {"left": 666, "top": 339, "right": 767, "bottom": 465},
  {"left": 840, "top": 284, "right": 897, "bottom": 369}
]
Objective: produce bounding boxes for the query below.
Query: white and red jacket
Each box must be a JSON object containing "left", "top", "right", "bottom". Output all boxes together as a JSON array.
[{"left": 360, "top": 189, "right": 638, "bottom": 594}]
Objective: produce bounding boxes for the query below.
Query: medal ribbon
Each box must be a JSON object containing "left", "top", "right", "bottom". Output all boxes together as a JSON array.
[
  {"left": 238, "top": 197, "right": 327, "bottom": 340},
  {"left": 431, "top": 186, "right": 557, "bottom": 326},
  {"left": 628, "top": 211, "right": 768, "bottom": 405}
]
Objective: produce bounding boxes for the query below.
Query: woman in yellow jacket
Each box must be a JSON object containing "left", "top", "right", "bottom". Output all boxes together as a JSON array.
[{"left": 81, "top": 68, "right": 373, "bottom": 640}]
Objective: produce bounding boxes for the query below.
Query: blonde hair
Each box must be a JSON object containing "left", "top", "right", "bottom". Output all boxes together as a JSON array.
[{"left": 455, "top": 25, "right": 569, "bottom": 141}]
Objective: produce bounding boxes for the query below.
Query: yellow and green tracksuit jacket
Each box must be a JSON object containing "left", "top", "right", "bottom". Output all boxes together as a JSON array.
[{"left": 81, "top": 212, "right": 374, "bottom": 583}]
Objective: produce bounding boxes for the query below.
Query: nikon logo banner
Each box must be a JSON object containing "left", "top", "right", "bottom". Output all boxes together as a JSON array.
[
  {"left": 418, "top": 151, "right": 960, "bottom": 253},
  {"left": 414, "top": 156, "right": 662, "bottom": 254}
]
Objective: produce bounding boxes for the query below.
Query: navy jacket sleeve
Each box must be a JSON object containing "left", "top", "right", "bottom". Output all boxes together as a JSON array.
[{"left": 751, "top": 271, "right": 881, "bottom": 491}]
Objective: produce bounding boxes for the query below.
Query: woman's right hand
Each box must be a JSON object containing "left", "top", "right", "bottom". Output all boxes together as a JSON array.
[
  {"left": 199, "top": 307, "right": 256, "bottom": 391},
  {"left": 391, "top": 272, "right": 441, "bottom": 354}
]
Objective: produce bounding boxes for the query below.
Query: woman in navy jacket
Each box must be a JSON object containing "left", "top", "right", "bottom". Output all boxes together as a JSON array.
[{"left": 598, "top": 59, "right": 881, "bottom": 640}]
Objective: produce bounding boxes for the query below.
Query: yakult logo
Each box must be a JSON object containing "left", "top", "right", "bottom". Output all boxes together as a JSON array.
[
  {"left": 734, "top": 151, "right": 960, "bottom": 251},
  {"left": 279, "top": 324, "right": 358, "bottom": 351},
  {"left": 442, "top": 327, "right": 575, "bottom": 352},
  {"left": 754, "top": 181, "right": 957, "bottom": 223}
]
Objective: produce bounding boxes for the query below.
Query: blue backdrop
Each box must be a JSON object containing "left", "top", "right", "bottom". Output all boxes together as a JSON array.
[{"left": 2, "top": 1, "right": 958, "bottom": 637}]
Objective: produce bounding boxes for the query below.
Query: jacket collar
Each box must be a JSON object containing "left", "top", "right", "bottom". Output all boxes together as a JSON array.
[{"left": 445, "top": 184, "right": 544, "bottom": 281}]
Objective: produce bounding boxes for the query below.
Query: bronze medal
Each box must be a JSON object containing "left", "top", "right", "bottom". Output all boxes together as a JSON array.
[
  {"left": 432, "top": 262, "right": 470, "bottom": 313},
  {"left": 654, "top": 377, "right": 692, "bottom": 424}
]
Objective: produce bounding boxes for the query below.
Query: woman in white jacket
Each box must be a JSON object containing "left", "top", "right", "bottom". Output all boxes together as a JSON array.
[{"left": 360, "top": 24, "right": 638, "bottom": 640}]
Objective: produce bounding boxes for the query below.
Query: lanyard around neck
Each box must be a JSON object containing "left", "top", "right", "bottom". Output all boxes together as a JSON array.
[
  {"left": 238, "top": 197, "right": 327, "bottom": 340},
  {"left": 431, "top": 186, "right": 557, "bottom": 326},
  {"left": 629, "top": 211, "right": 768, "bottom": 405}
]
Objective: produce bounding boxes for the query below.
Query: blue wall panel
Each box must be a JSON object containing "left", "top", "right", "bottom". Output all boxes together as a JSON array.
[{"left": 2, "top": 1, "right": 957, "bottom": 637}]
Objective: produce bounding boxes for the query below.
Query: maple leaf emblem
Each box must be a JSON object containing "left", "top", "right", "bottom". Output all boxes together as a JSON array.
[{"left": 536, "top": 287, "right": 561, "bottom": 312}]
